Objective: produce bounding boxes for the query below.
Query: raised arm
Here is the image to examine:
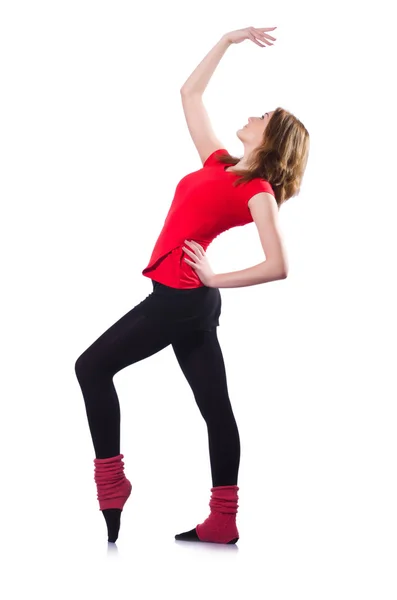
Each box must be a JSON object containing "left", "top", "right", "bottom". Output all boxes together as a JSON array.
[{"left": 180, "top": 35, "right": 232, "bottom": 96}]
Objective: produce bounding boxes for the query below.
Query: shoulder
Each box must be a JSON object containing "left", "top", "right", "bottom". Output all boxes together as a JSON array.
[
  {"left": 240, "top": 177, "right": 276, "bottom": 206},
  {"left": 203, "top": 148, "right": 230, "bottom": 168},
  {"left": 247, "top": 190, "right": 278, "bottom": 212}
]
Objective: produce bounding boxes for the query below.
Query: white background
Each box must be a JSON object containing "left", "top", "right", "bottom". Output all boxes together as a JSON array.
[{"left": 1, "top": 1, "right": 396, "bottom": 598}]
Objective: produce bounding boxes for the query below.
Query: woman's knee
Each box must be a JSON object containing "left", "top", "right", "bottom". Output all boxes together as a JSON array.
[
  {"left": 75, "top": 352, "right": 87, "bottom": 380},
  {"left": 75, "top": 348, "right": 98, "bottom": 381}
]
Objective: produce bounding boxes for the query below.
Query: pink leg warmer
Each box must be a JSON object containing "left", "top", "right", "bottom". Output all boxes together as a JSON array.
[
  {"left": 196, "top": 485, "right": 239, "bottom": 544},
  {"left": 93, "top": 453, "right": 132, "bottom": 511}
]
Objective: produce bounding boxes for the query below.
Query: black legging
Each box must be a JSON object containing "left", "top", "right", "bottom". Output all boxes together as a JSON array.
[{"left": 75, "top": 279, "right": 240, "bottom": 487}]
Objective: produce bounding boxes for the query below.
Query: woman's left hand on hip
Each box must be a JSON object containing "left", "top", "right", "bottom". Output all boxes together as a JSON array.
[{"left": 182, "top": 240, "right": 216, "bottom": 287}]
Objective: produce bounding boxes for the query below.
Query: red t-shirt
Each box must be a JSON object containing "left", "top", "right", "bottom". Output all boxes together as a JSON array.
[{"left": 142, "top": 148, "right": 275, "bottom": 289}]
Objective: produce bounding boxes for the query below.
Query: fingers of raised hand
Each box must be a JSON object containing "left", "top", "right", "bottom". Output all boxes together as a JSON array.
[{"left": 249, "top": 27, "right": 277, "bottom": 47}]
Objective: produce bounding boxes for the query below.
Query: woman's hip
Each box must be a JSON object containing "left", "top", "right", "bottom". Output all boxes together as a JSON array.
[{"left": 150, "top": 279, "right": 222, "bottom": 332}]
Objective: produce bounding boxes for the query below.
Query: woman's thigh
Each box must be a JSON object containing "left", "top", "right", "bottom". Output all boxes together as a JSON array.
[
  {"left": 171, "top": 328, "right": 232, "bottom": 421},
  {"left": 75, "top": 292, "right": 176, "bottom": 378}
]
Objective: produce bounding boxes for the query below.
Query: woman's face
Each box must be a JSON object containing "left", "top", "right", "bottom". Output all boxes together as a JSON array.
[
  {"left": 237, "top": 111, "right": 274, "bottom": 148},
  {"left": 244, "top": 111, "right": 274, "bottom": 134}
]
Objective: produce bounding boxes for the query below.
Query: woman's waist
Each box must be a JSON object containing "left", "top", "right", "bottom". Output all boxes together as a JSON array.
[{"left": 152, "top": 279, "right": 206, "bottom": 293}]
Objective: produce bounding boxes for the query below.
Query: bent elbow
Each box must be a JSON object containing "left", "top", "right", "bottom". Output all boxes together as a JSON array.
[{"left": 274, "top": 260, "right": 288, "bottom": 279}]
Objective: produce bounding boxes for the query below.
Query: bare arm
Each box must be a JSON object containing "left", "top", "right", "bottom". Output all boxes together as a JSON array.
[
  {"left": 210, "top": 261, "right": 287, "bottom": 289},
  {"left": 180, "top": 35, "right": 232, "bottom": 96},
  {"left": 209, "top": 193, "right": 289, "bottom": 288}
]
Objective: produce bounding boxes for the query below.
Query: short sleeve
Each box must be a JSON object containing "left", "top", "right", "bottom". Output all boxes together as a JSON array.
[
  {"left": 203, "top": 148, "right": 230, "bottom": 168},
  {"left": 238, "top": 178, "right": 276, "bottom": 206}
]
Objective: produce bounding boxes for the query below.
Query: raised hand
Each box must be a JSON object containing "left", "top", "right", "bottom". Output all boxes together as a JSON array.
[{"left": 225, "top": 26, "right": 277, "bottom": 48}]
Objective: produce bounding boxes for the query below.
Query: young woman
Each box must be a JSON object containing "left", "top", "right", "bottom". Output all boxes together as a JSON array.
[{"left": 75, "top": 25, "right": 310, "bottom": 545}]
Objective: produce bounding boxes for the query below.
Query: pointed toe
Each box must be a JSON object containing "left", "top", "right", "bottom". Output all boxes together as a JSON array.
[{"left": 175, "top": 527, "right": 200, "bottom": 542}]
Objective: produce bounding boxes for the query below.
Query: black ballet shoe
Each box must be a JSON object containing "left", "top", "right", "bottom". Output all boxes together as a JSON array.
[
  {"left": 102, "top": 508, "right": 122, "bottom": 543},
  {"left": 175, "top": 527, "right": 200, "bottom": 542},
  {"left": 175, "top": 527, "right": 239, "bottom": 544}
]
